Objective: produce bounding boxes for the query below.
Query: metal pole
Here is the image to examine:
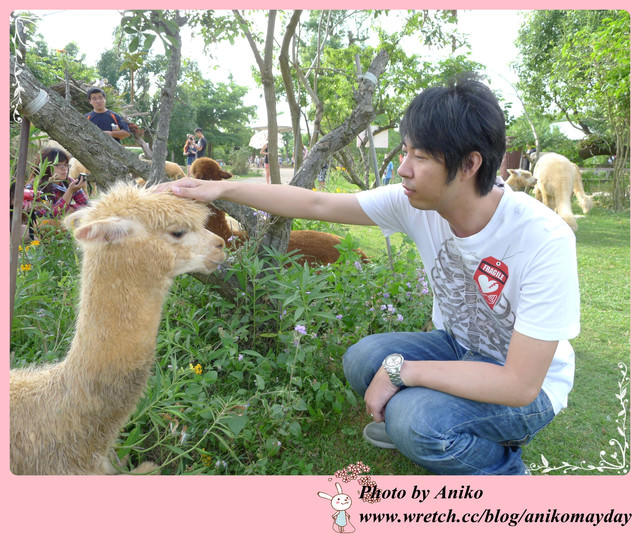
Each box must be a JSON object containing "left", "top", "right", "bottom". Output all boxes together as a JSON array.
[{"left": 10, "top": 118, "right": 31, "bottom": 345}]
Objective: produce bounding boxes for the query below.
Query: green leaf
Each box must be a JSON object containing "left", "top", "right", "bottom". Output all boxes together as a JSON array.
[
  {"left": 223, "top": 415, "right": 248, "bottom": 437},
  {"left": 129, "top": 35, "right": 139, "bottom": 52}
]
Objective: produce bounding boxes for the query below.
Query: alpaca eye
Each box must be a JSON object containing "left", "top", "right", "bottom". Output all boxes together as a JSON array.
[{"left": 170, "top": 230, "right": 187, "bottom": 239}]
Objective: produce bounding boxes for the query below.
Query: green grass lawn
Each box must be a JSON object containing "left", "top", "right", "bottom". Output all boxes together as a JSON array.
[{"left": 523, "top": 206, "right": 630, "bottom": 474}]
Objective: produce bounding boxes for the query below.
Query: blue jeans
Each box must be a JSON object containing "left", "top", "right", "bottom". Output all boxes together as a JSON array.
[{"left": 342, "top": 330, "right": 556, "bottom": 475}]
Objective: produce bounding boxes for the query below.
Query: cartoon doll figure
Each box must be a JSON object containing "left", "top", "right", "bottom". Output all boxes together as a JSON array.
[{"left": 317, "top": 482, "right": 355, "bottom": 533}]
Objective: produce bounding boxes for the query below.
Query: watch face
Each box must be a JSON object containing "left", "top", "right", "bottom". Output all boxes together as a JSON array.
[{"left": 386, "top": 354, "right": 403, "bottom": 367}]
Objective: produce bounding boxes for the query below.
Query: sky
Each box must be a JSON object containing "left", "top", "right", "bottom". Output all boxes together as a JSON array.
[{"left": 28, "top": 9, "right": 525, "bottom": 124}]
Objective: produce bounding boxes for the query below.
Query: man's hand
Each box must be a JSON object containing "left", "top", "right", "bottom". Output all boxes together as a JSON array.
[
  {"left": 153, "top": 177, "right": 222, "bottom": 202},
  {"left": 364, "top": 367, "right": 400, "bottom": 422}
]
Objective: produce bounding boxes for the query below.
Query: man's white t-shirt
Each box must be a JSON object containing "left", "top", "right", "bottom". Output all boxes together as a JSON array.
[{"left": 356, "top": 183, "right": 581, "bottom": 414}]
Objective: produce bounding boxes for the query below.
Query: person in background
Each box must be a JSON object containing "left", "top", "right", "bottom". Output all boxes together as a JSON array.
[
  {"left": 261, "top": 143, "right": 271, "bottom": 184},
  {"left": 382, "top": 155, "right": 394, "bottom": 185},
  {"left": 317, "top": 162, "right": 329, "bottom": 191},
  {"left": 194, "top": 128, "right": 207, "bottom": 159},
  {"left": 183, "top": 134, "right": 197, "bottom": 175},
  {"left": 85, "top": 88, "right": 130, "bottom": 143},
  {"left": 25, "top": 147, "right": 89, "bottom": 234}
]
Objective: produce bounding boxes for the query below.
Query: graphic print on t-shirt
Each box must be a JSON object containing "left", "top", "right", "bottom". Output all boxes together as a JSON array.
[
  {"left": 431, "top": 239, "right": 515, "bottom": 360},
  {"left": 474, "top": 256, "right": 509, "bottom": 310}
]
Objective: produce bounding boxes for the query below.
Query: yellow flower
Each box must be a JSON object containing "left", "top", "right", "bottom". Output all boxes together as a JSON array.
[
  {"left": 190, "top": 363, "right": 203, "bottom": 375},
  {"left": 20, "top": 264, "right": 32, "bottom": 272},
  {"left": 30, "top": 240, "right": 40, "bottom": 247}
]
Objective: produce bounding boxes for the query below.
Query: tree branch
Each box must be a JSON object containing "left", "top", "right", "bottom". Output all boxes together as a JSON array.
[{"left": 10, "top": 56, "right": 150, "bottom": 186}]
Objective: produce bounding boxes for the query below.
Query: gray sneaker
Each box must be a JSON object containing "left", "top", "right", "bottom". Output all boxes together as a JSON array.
[{"left": 363, "top": 422, "right": 396, "bottom": 449}]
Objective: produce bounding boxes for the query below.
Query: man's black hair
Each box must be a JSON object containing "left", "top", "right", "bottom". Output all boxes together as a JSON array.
[
  {"left": 400, "top": 74, "right": 506, "bottom": 196},
  {"left": 194, "top": 127, "right": 203, "bottom": 133},
  {"left": 87, "top": 87, "right": 106, "bottom": 100}
]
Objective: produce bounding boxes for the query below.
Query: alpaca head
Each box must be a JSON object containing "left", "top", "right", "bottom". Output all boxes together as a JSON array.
[
  {"left": 64, "top": 182, "right": 226, "bottom": 277},
  {"left": 506, "top": 169, "right": 537, "bottom": 192},
  {"left": 190, "top": 157, "right": 233, "bottom": 181}
]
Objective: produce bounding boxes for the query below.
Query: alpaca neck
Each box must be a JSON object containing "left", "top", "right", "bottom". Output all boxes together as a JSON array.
[
  {"left": 206, "top": 207, "right": 232, "bottom": 242},
  {"left": 65, "top": 247, "right": 172, "bottom": 381}
]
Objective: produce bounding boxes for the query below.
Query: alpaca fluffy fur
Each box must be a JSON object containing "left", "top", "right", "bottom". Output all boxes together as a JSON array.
[
  {"left": 532, "top": 153, "right": 592, "bottom": 232},
  {"left": 10, "top": 183, "right": 225, "bottom": 475}
]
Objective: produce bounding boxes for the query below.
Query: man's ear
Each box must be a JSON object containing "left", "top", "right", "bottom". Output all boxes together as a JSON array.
[{"left": 463, "top": 151, "right": 483, "bottom": 175}]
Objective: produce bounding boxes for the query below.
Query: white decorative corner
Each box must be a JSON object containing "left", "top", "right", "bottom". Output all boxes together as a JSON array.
[{"left": 530, "top": 362, "right": 629, "bottom": 474}]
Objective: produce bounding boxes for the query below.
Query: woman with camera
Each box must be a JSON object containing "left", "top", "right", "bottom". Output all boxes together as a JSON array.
[
  {"left": 183, "top": 134, "right": 197, "bottom": 176},
  {"left": 24, "top": 147, "right": 89, "bottom": 234}
]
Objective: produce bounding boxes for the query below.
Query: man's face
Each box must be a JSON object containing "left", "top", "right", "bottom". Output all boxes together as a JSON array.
[
  {"left": 397, "top": 139, "right": 458, "bottom": 212},
  {"left": 89, "top": 92, "right": 107, "bottom": 113}
]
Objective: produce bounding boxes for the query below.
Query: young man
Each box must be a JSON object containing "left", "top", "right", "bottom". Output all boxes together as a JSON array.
[
  {"left": 157, "top": 76, "right": 580, "bottom": 475},
  {"left": 194, "top": 128, "right": 207, "bottom": 158},
  {"left": 85, "top": 88, "right": 130, "bottom": 143}
]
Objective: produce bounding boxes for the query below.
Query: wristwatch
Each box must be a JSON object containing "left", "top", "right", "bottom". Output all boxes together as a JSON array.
[{"left": 382, "top": 353, "right": 405, "bottom": 387}]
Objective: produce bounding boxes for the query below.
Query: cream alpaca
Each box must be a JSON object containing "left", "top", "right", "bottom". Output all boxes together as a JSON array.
[
  {"left": 10, "top": 183, "right": 225, "bottom": 475},
  {"left": 533, "top": 152, "right": 592, "bottom": 232}
]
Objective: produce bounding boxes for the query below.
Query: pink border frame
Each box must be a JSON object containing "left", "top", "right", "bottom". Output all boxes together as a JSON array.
[{"left": 4, "top": 2, "right": 636, "bottom": 534}]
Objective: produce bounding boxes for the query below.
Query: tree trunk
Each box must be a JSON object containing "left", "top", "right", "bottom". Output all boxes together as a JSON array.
[
  {"left": 147, "top": 12, "right": 185, "bottom": 185},
  {"left": 234, "top": 9, "right": 281, "bottom": 185},
  {"left": 280, "top": 11, "right": 304, "bottom": 172}
]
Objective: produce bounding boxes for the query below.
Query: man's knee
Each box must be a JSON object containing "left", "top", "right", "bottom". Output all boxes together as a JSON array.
[{"left": 342, "top": 335, "right": 388, "bottom": 396}]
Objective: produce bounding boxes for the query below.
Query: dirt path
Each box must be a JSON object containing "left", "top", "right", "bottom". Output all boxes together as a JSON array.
[{"left": 238, "top": 166, "right": 294, "bottom": 184}]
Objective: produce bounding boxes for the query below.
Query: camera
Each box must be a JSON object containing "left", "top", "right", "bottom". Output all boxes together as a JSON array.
[{"left": 78, "top": 173, "right": 88, "bottom": 182}]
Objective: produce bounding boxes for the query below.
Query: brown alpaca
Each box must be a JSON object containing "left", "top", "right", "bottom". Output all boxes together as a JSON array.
[
  {"left": 206, "top": 212, "right": 367, "bottom": 265},
  {"left": 532, "top": 153, "right": 592, "bottom": 232},
  {"left": 191, "top": 158, "right": 368, "bottom": 265},
  {"left": 286, "top": 230, "right": 368, "bottom": 265},
  {"left": 10, "top": 183, "right": 226, "bottom": 475},
  {"left": 190, "top": 157, "right": 233, "bottom": 180},
  {"left": 205, "top": 206, "right": 248, "bottom": 246}
]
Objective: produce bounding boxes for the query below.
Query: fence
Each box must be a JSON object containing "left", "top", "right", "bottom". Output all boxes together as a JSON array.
[{"left": 580, "top": 167, "right": 629, "bottom": 194}]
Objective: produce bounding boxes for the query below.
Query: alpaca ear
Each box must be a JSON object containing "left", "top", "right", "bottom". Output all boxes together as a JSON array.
[{"left": 74, "top": 217, "right": 141, "bottom": 244}]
